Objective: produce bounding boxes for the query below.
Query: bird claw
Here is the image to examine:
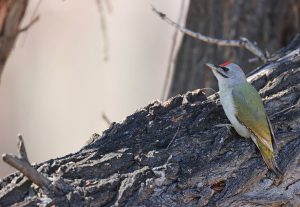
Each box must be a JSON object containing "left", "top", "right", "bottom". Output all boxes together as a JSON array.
[
  {"left": 214, "top": 124, "right": 237, "bottom": 136},
  {"left": 215, "top": 123, "right": 233, "bottom": 130}
]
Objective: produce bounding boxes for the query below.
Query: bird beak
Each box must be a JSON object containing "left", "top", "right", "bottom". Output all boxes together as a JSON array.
[
  {"left": 206, "top": 63, "right": 229, "bottom": 79},
  {"left": 206, "top": 63, "right": 219, "bottom": 71}
]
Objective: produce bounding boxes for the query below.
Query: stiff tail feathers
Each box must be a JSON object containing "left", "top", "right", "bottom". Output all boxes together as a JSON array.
[
  {"left": 263, "top": 155, "right": 283, "bottom": 178},
  {"left": 259, "top": 146, "right": 283, "bottom": 178}
]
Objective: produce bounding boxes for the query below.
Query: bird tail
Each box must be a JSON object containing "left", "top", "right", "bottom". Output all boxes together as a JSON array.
[
  {"left": 262, "top": 153, "right": 283, "bottom": 178},
  {"left": 258, "top": 141, "right": 283, "bottom": 178}
]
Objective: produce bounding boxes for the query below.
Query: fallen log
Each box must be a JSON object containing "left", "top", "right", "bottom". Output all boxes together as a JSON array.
[{"left": 0, "top": 35, "right": 300, "bottom": 207}]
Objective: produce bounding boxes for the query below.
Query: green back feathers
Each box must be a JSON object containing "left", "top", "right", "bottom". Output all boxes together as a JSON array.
[{"left": 232, "top": 83, "right": 274, "bottom": 151}]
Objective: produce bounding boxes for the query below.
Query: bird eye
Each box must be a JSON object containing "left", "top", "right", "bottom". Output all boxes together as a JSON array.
[{"left": 220, "top": 66, "right": 229, "bottom": 72}]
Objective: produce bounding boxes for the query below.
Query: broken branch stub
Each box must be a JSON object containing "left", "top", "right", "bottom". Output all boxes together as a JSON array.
[{"left": 2, "top": 135, "right": 63, "bottom": 193}]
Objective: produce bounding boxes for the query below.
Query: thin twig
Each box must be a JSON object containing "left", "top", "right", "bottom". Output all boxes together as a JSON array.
[
  {"left": 96, "top": 0, "right": 110, "bottom": 61},
  {"left": 18, "top": 15, "right": 39, "bottom": 34},
  {"left": 2, "top": 134, "right": 52, "bottom": 190},
  {"left": 1, "top": 15, "right": 40, "bottom": 42},
  {"left": 167, "top": 128, "right": 180, "bottom": 149},
  {"left": 102, "top": 112, "right": 112, "bottom": 126},
  {"left": 19, "top": 0, "right": 42, "bottom": 46},
  {"left": 161, "top": 0, "right": 186, "bottom": 101},
  {"left": 31, "top": 0, "right": 43, "bottom": 20},
  {"left": 152, "top": 6, "right": 268, "bottom": 63}
]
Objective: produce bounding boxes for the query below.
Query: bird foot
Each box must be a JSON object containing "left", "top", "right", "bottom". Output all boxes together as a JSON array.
[
  {"left": 214, "top": 123, "right": 237, "bottom": 136},
  {"left": 215, "top": 123, "right": 232, "bottom": 130}
]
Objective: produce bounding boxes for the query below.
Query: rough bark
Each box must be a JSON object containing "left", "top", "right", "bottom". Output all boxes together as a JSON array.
[
  {"left": 0, "top": 0, "right": 28, "bottom": 81},
  {"left": 0, "top": 35, "right": 300, "bottom": 206},
  {"left": 168, "top": 0, "right": 300, "bottom": 98}
]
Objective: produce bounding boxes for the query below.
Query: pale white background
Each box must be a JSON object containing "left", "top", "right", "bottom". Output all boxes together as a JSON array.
[{"left": 0, "top": 0, "right": 189, "bottom": 177}]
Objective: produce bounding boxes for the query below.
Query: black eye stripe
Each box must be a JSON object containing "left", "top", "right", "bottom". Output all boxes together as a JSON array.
[
  {"left": 216, "top": 70, "right": 229, "bottom": 78},
  {"left": 220, "top": 66, "right": 229, "bottom": 72}
]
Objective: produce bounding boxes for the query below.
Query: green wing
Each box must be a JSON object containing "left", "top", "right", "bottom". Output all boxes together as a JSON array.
[{"left": 232, "top": 83, "right": 275, "bottom": 151}]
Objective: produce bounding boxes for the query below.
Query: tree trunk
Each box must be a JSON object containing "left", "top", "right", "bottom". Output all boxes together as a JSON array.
[
  {"left": 0, "top": 0, "right": 28, "bottom": 81},
  {"left": 0, "top": 35, "right": 299, "bottom": 206},
  {"left": 168, "top": 0, "right": 300, "bottom": 98}
]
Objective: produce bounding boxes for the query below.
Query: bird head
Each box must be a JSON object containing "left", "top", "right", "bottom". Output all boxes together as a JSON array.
[{"left": 206, "top": 62, "right": 247, "bottom": 86}]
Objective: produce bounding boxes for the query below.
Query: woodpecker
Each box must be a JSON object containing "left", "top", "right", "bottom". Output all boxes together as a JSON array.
[{"left": 206, "top": 62, "right": 282, "bottom": 177}]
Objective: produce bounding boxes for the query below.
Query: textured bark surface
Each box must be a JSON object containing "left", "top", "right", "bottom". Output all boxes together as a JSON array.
[
  {"left": 0, "top": 0, "right": 28, "bottom": 81},
  {"left": 168, "top": 0, "right": 300, "bottom": 97},
  {"left": 0, "top": 36, "right": 300, "bottom": 206}
]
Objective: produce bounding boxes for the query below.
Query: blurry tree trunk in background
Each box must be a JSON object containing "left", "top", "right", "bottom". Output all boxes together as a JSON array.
[
  {"left": 168, "top": 0, "right": 300, "bottom": 97},
  {"left": 0, "top": 0, "right": 28, "bottom": 81}
]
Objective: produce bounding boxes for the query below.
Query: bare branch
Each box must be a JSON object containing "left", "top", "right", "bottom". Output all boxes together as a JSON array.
[
  {"left": 152, "top": 6, "right": 268, "bottom": 63},
  {"left": 2, "top": 135, "right": 52, "bottom": 190}
]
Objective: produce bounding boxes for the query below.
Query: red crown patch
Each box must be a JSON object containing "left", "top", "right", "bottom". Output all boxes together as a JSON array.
[{"left": 219, "top": 61, "right": 231, "bottom": 67}]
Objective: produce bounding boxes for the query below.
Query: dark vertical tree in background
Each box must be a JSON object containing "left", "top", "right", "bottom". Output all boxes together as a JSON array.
[{"left": 168, "top": 0, "right": 300, "bottom": 97}]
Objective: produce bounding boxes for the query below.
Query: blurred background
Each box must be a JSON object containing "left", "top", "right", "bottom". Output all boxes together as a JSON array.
[
  {"left": 0, "top": 0, "right": 298, "bottom": 178},
  {"left": 0, "top": 0, "right": 189, "bottom": 178}
]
